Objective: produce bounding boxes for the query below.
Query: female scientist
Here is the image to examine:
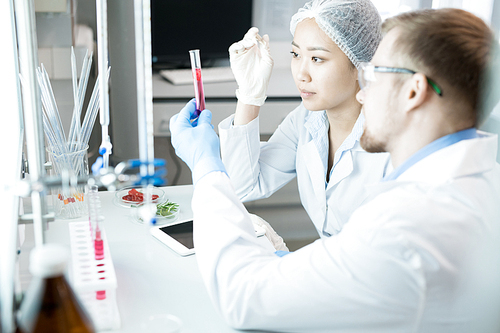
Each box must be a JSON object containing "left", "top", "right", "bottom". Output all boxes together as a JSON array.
[{"left": 219, "top": 0, "right": 391, "bottom": 245}]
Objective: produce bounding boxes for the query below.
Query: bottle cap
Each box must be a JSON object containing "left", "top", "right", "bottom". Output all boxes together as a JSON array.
[{"left": 29, "top": 244, "right": 70, "bottom": 278}]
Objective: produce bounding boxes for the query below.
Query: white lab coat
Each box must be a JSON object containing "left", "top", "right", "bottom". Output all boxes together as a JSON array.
[
  {"left": 219, "top": 103, "right": 391, "bottom": 237},
  {"left": 193, "top": 132, "right": 500, "bottom": 332}
]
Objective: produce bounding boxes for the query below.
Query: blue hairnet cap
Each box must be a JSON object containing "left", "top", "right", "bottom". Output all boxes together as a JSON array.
[{"left": 290, "top": 0, "right": 382, "bottom": 69}]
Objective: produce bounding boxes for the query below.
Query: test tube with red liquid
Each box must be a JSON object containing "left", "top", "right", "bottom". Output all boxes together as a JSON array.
[
  {"left": 94, "top": 224, "right": 104, "bottom": 260},
  {"left": 88, "top": 185, "right": 106, "bottom": 300},
  {"left": 189, "top": 49, "right": 205, "bottom": 118}
]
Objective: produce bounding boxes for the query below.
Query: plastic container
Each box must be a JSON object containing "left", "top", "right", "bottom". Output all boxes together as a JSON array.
[{"left": 68, "top": 221, "right": 121, "bottom": 331}]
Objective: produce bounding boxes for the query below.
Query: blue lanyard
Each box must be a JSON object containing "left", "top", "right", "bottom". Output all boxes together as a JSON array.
[{"left": 383, "top": 128, "right": 478, "bottom": 182}]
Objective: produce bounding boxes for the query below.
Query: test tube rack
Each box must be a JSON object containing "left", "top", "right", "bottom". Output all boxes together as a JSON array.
[{"left": 68, "top": 221, "right": 121, "bottom": 331}]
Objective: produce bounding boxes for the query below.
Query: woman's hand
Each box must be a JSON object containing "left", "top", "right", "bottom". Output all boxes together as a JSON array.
[{"left": 229, "top": 27, "right": 274, "bottom": 107}]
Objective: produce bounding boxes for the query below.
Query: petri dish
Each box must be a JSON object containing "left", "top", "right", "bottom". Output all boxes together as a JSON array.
[{"left": 115, "top": 186, "right": 165, "bottom": 208}]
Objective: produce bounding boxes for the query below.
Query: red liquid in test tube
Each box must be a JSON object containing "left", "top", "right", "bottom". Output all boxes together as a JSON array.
[
  {"left": 195, "top": 68, "right": 206, "bottom": 112},
  {"left": 96, "top": 290, "right": 106, "bottom": 300},
  {"left": 94, "top": 226, "right": 104, "bottom": 260},
  {"left": 189, "top": 49, "right": 205, "bottom": 118}
]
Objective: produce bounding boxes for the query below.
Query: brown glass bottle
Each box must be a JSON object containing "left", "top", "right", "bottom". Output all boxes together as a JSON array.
[{"left": 16, "top": 244, "right": 95, "bottom": 333}]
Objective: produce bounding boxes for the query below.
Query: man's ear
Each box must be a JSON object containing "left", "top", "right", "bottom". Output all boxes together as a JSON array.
[{"left": 404, "top": 73, "right": 429, "bottom": 113}]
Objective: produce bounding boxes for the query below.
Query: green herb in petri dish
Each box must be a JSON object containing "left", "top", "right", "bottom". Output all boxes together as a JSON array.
[{"left": 156, "top": 200, "right": 179, "bottom": 217}]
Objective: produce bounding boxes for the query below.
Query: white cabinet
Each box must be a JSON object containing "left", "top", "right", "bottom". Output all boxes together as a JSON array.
[
  {"left": 152, "top": 63, "right": 303, "bottom": 135},
  {"left": 153, "top": 100, "right": 301, "bottom": 136}
]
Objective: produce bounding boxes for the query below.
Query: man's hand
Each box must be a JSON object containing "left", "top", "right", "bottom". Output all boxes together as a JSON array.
[{"left": 170, "top": 99, "right": 226, "bottom": 185}]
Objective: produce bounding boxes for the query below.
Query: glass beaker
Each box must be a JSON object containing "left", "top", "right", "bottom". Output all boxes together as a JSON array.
[{"left": 47, "top": 142, "right": 89, "bottom": 219}]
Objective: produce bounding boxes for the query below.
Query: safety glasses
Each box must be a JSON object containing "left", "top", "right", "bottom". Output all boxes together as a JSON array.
[{"left": 358, "top": 62, "right": 443, "bottom": 97}]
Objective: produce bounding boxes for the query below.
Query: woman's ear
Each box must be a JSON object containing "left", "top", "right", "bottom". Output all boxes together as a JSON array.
[{"left": 404, "top": 73, "right": 429, "bottom": 113}]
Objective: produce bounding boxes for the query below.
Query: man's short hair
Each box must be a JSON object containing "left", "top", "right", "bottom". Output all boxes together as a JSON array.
[{"left": 382, "top": 8, "right": 498, "bottom": 126}]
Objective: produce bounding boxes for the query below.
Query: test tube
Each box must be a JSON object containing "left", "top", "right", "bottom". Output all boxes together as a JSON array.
[
  {"left": 189, "top": 49, "right": 205, "bottom": 117},
  {"left": 87, "top": 185, "right": 104, "bottom": 261}
]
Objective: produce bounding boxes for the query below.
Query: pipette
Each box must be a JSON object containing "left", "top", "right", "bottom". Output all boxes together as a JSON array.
[
  {"left": 189, "top": 49, "right": 206, "bottom": 118},
  {"left": 96, "top": 0, "right": 112, "bottom": 169},
  {"left": 98, "top": 64, "right": 112, "bottom": 170}
]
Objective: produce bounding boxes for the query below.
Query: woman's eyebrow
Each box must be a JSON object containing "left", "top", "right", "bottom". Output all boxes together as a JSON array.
[
  {"left": 291, "top": 41, "right": 330, "bottom": 52},
  {"left": 307, "top": 46, "right": 330, "bottom": 52}
]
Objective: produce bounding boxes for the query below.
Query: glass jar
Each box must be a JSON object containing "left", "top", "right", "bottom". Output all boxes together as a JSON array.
[
  {"left": 16, "top": 244, "right": 95, "bottom": 333},
  {"left": 46, "top": 142, "right": 89, "bottom": 219}
]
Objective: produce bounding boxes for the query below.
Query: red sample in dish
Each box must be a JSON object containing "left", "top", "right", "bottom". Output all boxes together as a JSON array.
[{"left": 121, "top": 188, "right": 159, "bottom": 203}]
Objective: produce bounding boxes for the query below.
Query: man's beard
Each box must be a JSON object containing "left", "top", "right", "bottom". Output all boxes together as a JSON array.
[{"left": 360, "top": 127, "right": 388, "bottom": 153}]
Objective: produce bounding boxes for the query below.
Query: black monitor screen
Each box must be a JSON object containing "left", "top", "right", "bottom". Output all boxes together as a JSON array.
[{"left": 151, "top": 0, "right": 253, "bottom": 69}]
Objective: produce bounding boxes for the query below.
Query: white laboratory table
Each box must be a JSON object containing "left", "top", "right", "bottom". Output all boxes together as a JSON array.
[{"left": 26, "top": 185, "right": 271, "bottom": 333}]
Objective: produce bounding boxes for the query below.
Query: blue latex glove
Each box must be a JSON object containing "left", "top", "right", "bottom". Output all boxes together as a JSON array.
[{"left": 170, "top": 99, "right": 226, "bottom": 185}]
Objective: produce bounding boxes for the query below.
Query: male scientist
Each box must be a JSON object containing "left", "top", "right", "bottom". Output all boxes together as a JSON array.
[{"left": 169, "top": 8, "right": 500, "bottom": 333}]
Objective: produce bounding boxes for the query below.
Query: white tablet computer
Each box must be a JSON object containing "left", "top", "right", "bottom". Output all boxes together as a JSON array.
[{"left": 150, "top": 219, "right": 266, "bottom": 256}]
